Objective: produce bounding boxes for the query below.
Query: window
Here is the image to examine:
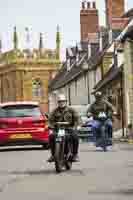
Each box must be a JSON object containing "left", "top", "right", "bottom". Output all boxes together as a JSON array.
[
  {"left": 32, "top": 79, "right": 43, "bottom": 97},
  {"left": 1, "top": 105, "right": 41, "bottom": 118}
]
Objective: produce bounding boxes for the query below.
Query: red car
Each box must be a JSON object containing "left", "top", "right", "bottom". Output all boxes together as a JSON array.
[{"left": 0, "top": 101, "right": 49, "bottom": 149}]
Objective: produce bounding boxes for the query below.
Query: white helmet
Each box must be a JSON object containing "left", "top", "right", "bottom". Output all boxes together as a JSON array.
[
  {"left": 57, "top": 94, "right": 67, "bottom": 102},
  {"left": 95, "top": 91, "right": 102, "bottom": 98}
]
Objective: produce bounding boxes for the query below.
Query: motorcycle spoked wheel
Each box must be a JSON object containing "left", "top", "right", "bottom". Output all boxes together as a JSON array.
[
  {"left": 54, "top": 142, "right": 64, "bottom": 173},
  {"left": 65, "top": 143, "right": 72, "bottom": 170}
]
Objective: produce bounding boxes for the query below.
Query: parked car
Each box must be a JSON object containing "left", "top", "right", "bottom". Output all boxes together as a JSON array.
[{"left": 0, "top": 101, "right": 49, "bottom": 149}]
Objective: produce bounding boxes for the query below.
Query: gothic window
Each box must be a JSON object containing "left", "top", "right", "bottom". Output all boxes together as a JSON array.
[{"left": 32, "top": 79, "right": 43, "bottom": 97}]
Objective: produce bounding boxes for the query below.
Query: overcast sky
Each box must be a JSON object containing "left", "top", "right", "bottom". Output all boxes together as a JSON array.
[{"left": 0, "top": 0, "right": 132, "bottom": 59}]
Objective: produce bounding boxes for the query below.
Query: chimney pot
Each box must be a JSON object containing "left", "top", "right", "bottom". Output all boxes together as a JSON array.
[
  {"left": 87, "top": 1, "right": 90, "bottom": 9},
  {"left": 92, "top": 1, "right": 96, "bottom": 9},
  {"left": 82, "top": 1, "right": 85, "bottom": 9}
]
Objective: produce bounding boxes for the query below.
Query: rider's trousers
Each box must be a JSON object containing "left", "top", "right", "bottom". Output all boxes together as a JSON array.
[{"left": 49, "top": 130, "right": 79, "bottom": 156}]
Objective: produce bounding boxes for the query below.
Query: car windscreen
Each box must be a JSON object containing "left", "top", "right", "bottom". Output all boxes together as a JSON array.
[{"left": 0, "top": 104, "right": 41, "bottom": 118}]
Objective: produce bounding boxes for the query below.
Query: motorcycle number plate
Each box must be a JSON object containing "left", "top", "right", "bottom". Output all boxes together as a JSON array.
[
  {"left": 57, "top": 129, "right": 65, "bottom": 136},
  {"left": 56, "top": 138, "right": 62, "bottom": 142}
]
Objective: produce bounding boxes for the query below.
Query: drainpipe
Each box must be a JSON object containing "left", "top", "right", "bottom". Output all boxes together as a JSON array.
[
  {"left": 68, "top": 85, "right": 71, "bottom": 105},
  {"left": 120, "top": 69, "right": 125, "bottom": 137},
  {"left": 87, "top": 72, "right": 90, "bottom": 104}
]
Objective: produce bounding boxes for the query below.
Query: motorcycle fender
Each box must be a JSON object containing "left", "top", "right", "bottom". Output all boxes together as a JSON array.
[{"left": 56, "top": 137, "right": 62, "bottom": 142}]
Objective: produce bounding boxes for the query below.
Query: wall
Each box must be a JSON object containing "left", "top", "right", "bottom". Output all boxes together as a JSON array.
[{"left": 124, "top": 40, "right": 133, "bottom": 127}]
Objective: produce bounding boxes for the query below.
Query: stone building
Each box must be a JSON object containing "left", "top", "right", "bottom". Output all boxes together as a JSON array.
[
  {"left": 117, "top": 19, "right": 133, "bottom": 130},
  {"left": 0, "top": 26, "right": 61, "bottom": 112}
]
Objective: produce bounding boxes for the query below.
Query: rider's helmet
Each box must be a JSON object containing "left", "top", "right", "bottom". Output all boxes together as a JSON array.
[
  {"left": 94, "top": 91, "right": 102, "bottom": 99},
  {"left": 57, "top": 94, "right": 67, "bottom": 102},
  {"left": 57, "top": 94, "right": 67, "bottom": 108}
]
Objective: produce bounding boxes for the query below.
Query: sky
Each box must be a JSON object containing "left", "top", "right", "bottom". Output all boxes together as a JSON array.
[{"left": 0, "top": 0, "right": 132, "bottom": 60}]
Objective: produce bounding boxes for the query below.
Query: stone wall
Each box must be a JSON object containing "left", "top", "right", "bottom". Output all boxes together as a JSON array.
[{"left": 124, "top": 40, "right": 133, "bottom": 128}]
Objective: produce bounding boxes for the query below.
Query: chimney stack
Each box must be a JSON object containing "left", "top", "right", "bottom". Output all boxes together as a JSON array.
[
  {"left": 105, "top": 0, "right": 125, "bottom": 29},
  {"left": 87, "top": 1, "right": 90, "bottom": 9},
  {"left": 92, "top": 1, "right": 96, "bottom": 9},
  {"left": 82, "top": 1, "right": 85, "bottom": 9},
  {"left": 80, "top": 0, "right": 99, "bottom": 42}
]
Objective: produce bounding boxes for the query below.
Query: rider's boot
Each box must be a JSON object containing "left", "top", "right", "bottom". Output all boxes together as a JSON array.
[
  {"left": 72, "top": 154, "right": 79, "bottom": 162},
  {"left": 47, "top": 155, "right": 54, "bottom": 162}
]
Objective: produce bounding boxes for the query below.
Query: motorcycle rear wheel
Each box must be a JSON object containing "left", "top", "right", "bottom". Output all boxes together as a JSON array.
[{"left": 65, "top": 139, "right": 73, "bottom": 170}]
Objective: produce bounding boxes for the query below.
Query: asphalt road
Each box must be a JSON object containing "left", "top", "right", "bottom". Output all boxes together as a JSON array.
[{"left": 0, "top": 143, "right": 133, "bottom": 199}]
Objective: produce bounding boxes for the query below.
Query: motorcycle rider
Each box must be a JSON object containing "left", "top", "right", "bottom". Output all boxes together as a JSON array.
[
  {"left": 47, "top": 94, "right": 79, "bottom": 162},
  {"left": 86, "top": 91, "right": 117, "bottom": 145}
]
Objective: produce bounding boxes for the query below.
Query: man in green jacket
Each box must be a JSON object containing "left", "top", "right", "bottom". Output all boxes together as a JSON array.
[{"left": 48, "top": 94, "right": 79, "bottom": 162}]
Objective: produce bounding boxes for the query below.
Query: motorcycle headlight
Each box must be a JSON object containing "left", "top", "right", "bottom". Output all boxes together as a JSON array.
[{"left": 77, "top": 126, "right": 81, "bottom": 130}]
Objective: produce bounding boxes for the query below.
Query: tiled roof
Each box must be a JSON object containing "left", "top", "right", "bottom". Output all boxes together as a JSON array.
[
  {"left": 93, "top": 65, "right": 123, "bottom": 92},
  {"left": 49, "top": 53, "right": 87, "bottom": 91},
  {"left": 117, "top": 19, "right": 133, "bottom": 42},
  {"left": 87, "top": 50, "right": 104, "bottom": 70},
  {"left": 122, "top": 8, "right": 133, "bottom": 18},
  {"left": 48, "top": 62, "right": 67, "bottom": 90},
  {"left": 48, "top": 38, "right": 109, "bottom": 92}
]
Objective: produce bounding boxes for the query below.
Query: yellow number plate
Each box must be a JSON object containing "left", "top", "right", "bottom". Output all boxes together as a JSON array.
[{"left": 9, "top": 134, "right": 32, "bottom": 139}]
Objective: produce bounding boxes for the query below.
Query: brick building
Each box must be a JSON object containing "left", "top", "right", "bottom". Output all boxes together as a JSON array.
[{"left": 80, "top": 1, "right": 99, "bottom": 42}]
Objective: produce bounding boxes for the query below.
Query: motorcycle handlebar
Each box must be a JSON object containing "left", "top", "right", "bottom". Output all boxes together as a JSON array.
[{"left": 56, "top": 122, "right": 70, "bottom": 125}]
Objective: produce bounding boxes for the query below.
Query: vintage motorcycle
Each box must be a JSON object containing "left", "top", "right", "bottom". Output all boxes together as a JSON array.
[
  {"left": 96, "top": 112, "right": 112, "bottom": 152},
  {"left": 52, "top": 122, "right": 74, "bottom": 173}
]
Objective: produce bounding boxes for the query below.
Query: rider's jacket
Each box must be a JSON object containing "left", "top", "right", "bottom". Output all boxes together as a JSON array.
[
  {"left": 49, "top": 106, "right": 79, "bottom": 128},
  {"left": 87, "top": 99, "right": 113, "bottom": 119}
]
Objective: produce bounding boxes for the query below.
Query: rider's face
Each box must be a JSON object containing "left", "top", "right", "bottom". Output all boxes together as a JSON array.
[
  {"left": 95, "top": 96, "right": 102, "bottom": 101},
  {"left": 58, "top": 100, "right": 67, "bottom": 108}
]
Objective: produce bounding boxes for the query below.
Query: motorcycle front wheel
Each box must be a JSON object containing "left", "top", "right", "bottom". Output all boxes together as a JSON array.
[
  {"left": 65, "top": 142, "right": 72, "bottom": 170},
  {"left": 54, "top": 142, "right": 64, "bottom": 173}
]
